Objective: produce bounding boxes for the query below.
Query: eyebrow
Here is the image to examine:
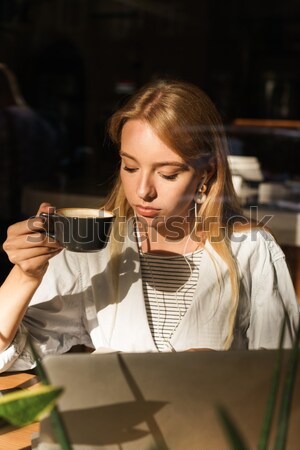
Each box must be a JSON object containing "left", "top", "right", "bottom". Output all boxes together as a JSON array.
[{"left": 120, "top": 152, "right": 189, "bottom": 169}]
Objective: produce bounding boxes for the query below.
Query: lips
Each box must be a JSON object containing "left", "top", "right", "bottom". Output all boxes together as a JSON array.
[{"left": 135, "top": 205, "right": 161, "bottom": 217}]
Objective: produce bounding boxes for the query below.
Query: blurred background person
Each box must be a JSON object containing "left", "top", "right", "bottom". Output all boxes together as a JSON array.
[
  {"left": 0, "top": 62, "right": 60, "bottom": 234},
  {"left": 0, "top": 62, "right": 61, "bottom": 282}
]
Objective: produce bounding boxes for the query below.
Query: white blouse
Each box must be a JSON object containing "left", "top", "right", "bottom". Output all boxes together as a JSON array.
[{"left": 0, "top": 224, "right": 299, "bottom": 372}]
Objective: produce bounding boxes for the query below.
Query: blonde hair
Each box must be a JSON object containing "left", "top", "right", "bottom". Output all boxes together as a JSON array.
[{"left": 104, "top": 79, "right": 246, "bottom": 349}]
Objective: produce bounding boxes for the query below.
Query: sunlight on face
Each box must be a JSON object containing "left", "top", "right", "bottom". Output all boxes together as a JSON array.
[{"left": 120, "top": 120, "right": 202, "bottom": 232}]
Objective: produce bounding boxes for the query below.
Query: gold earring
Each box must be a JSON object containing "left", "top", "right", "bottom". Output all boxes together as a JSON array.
[{"left": 194, "top": 184, "right": 207, "bottom": 204}]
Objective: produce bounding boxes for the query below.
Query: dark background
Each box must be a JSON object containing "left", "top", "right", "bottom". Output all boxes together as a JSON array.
[
  {"left": 0, "top": 0, "right": 300, "bottom": 285},
  {"left": 1, "top": 0, "right": 300, "bottom": 185}
]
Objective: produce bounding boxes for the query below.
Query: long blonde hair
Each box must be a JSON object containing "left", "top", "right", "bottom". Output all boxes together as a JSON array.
[{"left": 105, "top": 79, "right": 245, "bottom": 349}]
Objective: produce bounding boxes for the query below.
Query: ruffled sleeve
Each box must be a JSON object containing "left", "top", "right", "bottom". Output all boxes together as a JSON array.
[
  {"left": 0, "top": 250, "right": 93, "bottom": 373},
  {"left": 0, "top": 323, "right": 34, "bottom": 372}
]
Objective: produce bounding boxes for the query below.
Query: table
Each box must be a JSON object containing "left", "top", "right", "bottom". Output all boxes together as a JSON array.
[{"left": 0, "top": 372, "right": 39, "bottom": 450}]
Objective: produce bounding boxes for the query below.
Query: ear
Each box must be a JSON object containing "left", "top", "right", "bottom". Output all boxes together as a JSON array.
[
  {"left": 199, "top": 157, "right": 215, "bottom": 185},
  {"left": 197, "top": 157, "right": 216, "bottom": 187},
  {"left": 207, "top": 156, "right": 216, "bottom": 180}
]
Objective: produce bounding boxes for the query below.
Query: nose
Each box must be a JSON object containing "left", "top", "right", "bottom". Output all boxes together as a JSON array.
[{"left": 136, "top": 172, "right": 157, "bottom": 201}]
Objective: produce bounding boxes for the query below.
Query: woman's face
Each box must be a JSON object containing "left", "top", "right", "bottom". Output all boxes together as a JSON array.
[{"left": 120, "top": 119, "right": 202, "bottom": 233}]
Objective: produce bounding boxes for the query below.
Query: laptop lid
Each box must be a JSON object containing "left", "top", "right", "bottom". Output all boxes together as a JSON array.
[{"left": 37, "top": 350, "right": 300, "bottom": 450}]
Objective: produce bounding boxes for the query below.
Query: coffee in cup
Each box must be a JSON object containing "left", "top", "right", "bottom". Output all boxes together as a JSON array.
[{"left": 40, "top": 208, "right": 115, "bottom": 252}]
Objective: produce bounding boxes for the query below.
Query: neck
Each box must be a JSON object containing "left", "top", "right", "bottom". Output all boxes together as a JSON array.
[{"left": 135, "top": 219, "right": 203, "bottom": 255}]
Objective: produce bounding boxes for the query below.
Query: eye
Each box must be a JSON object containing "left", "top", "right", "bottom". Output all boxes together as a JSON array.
[
  {"left": 159, "top": 173, "right": 179, "bottom": 181},
  {"left": 123, "top": 166, "right": 138, "bottom": 173}
]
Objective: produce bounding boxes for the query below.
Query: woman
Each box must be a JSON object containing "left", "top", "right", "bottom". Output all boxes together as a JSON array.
[{"left": 0, "top": 79, "right": 298, "bottom": 372}]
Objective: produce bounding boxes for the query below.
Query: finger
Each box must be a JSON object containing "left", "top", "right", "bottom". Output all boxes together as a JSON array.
[
  {"left": 36, "top": 202, "right": 55, "bottom": 216},
  {"left": 6, "top": 215, "right": 50, "bottom": 237},
  {"left": 24, "top": 231, "right": 62, "bottom": 247},
  {"left": 7, "top": 246, "right": 63, "bottom": 266},
  {"left": 6, "top": 204, "right": 56, "bottom": 237},
  {"left": 16, "top": 249, "right": 63, "bottom": 276},
  {"left": 4, "top": 232, "right": 62, "bottom": 255},
  {"left": 26, "top": 216, "right": 51, "bottom": 234}
]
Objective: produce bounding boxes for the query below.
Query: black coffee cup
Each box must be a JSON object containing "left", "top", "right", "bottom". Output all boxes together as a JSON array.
[{"left": 40, "top": 208, "right": 115, "bottom": 252}]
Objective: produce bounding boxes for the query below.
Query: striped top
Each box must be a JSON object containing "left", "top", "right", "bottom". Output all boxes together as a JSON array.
[{"left": 140, "top": 249, "right": 203, "bottom": 351}]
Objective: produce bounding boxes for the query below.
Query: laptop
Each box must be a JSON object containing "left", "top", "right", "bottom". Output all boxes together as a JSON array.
[{"left": 36, "top": 350, "right": 300, "bottom": 450}]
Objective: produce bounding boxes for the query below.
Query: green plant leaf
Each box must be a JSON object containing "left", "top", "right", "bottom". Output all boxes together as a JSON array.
[
  {"left": 0, "top": 384, "right": 63, "bottom": 426},
  {"left": 27, "top": 336, "right": 74, "bottom": 450},
  {"left": 257, "top": 318, "right": 286, "bottom": 450},
  {"left": 273, "top": 323, "right": 300, "bottom": 450},
  {"left": 217, "top": 405, "right": 249, "bottom": 450},
  {"left": 27, "top": 334, "right": 50, "bottom": 386}
]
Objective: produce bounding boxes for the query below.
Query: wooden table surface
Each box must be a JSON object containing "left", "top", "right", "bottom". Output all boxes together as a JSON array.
[{"left": 0, "top": 372, "right": 39, "bottom": 450}]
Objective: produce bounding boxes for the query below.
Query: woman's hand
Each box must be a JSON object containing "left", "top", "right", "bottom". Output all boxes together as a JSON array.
[{"left": 3, "top": 203, "right": 62, "bottom": 281}]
